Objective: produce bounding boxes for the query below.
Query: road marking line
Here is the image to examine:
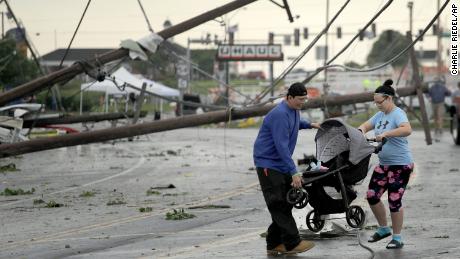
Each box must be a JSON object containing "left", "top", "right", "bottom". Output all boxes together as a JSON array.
[
  {"left": 0, "top": 146, "right": 146, "bottom": 208},
  {"left": 0, "top": 181, "right": 260, "bottom": 250}
]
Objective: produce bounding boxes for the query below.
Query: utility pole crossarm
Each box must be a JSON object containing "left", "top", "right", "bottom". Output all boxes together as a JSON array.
[{"left": 0, "top": 0, "right": 258, "bottom": 106}]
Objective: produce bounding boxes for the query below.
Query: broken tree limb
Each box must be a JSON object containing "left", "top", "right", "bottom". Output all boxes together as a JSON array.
[
  {"left": 0, "top": 86, "right": 417, "bottom": 158},
  {"left": 0, "top": 0, "right": 258, "bottom": 106}
]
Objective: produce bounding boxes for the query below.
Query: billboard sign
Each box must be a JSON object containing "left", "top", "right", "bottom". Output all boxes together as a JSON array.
[{"left": 216, "top": 44, "right": 283, "bottom": 61}]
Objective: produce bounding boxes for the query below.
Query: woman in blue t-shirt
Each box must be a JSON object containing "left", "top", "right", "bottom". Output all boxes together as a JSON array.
[{"left": 358, "top": 79, "right": 414, "bottom": 249}]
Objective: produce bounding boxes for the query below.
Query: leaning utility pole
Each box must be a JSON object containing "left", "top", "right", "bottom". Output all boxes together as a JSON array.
[
  {"left": 0, "top": 0, "right": 259, "bottom": 106},
  {"left": 0, "top": 86, "right": 418, "bottom": 158},
  {"left": 408, "top": 33, "right": 432, "bottom": 145}
]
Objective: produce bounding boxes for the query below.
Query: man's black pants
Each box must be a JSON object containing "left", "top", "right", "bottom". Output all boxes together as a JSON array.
[{"left": 256, "top": 167, "right": 301, "bottom": 250}]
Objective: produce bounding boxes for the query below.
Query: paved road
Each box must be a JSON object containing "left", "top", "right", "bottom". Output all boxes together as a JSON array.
[{"left": 0, "top": 128, "right": 459, "bottom": 258}]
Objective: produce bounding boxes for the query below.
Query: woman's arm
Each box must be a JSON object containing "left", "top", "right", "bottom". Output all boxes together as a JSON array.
[
  {"left": 357, "top": 121, "right": 373, "bottom": 134},
  {"left": 376, "top": 122, "right": 412, "bottom": 141}
]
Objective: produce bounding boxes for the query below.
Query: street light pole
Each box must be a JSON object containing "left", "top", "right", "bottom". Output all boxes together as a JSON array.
[
  {"left": 436, "top": 0, "right": 442, "bottom": 76},
  {"left": 408, "top": 1, "right": 413, "bottom": 37},
  {"left": 407, "top": 1, "right": 413, "bottom": 109}
]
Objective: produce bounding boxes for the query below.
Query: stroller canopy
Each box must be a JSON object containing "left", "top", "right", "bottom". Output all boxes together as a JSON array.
[{"left": 315, "top": 118, "right": 375, "bottom": 165}]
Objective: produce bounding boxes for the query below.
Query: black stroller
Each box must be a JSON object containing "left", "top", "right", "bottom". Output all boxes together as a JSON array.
[{"left": 286, "top": 119, "right": 385, "bottom": 232}]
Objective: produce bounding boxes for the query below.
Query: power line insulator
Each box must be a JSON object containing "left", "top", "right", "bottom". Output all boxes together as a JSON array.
[
  {"left": 294, "top": 28, "right": 300, "bottom": 46},
  {"left": 359, "top": 30, "right": 364, "bottom": 41},
  {"left": 303, "top": 27, "right": 308, "bottom": 39}
]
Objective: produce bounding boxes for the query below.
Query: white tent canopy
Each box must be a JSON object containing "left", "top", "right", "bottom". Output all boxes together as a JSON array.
[
  {"left": 79, "top": 67, "right": 179, "bottom": 114},
  {"left": 80, "top": 67, "right": 179, "bottom": 97}
]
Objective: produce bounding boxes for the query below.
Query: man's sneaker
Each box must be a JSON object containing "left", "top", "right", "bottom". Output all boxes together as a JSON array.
[
  {"left": 285, "top": 240, "right": 315, "bottom": 254},
  {"left": 267, "top": 244, "right": 287, "bottom": 255}
]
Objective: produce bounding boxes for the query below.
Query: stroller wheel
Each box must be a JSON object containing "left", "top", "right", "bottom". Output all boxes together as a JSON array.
[
  {"left": 346, "top": 205, "right": 366, "bottom": 228},
  {"left": 306, "top": 209, "right": 325, "bottom": 232},
  {"left": 286, "top": 188, "right": 305, "bottom": 205},
  {"left": 294, "top": 191, "right": 309, "bottom": 209}
]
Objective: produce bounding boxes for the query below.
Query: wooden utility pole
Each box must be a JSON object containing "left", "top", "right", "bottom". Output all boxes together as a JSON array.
[
  {"left": 408, "top": 33, "right": 432, "bottom": 145},
  {"left": 0, "top": 0, "right": 258, "bottom": 106},
  {"left": 0, "top": 86, "right": 418, "bottom": 158},
  {"left": 22, "top": 111, "right": 147, "bottom": 128}
]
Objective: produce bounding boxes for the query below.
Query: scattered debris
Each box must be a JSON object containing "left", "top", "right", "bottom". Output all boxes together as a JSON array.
[
  {"left": 188, "top": 205, "right": 231, "bottom": 209},
  {"left": 364, "top": 225, "right": 378, "bottom": 230},
  {"left": 248, "top": 167, "right": 255, "bottom": 171},
  {"left": 79, "top": 191, "right": 96, "bottom": 197},
  {"left": 33, "top": 199, "right": 45, "bottom": 205},
  {"left": 1, "top": 188, "right": 35, "bottom": 196},
  {"left": 0, "top": 163, "right": 20, "bottom": 173},
  {"left": 185, "top": 145, "right": 192, "bottom": 148},
  {"left": 165, "top": 209, "right": 196, "bottom": 220},
  {"left": 65, "top": 244, "right": 71, "bottom": 249},
  {"left": 260, "top": 232, "right": 267, "bottom": 238},
  {"left": 166, "top": 150, "right": 178, "bottom": 156},
  {"left": 146, "top": 188, "right": 161, "bottom": 196},
  {"left": 181, "top": 164, "right": 190, "bottom": 167},
  {"left": 106, "top": 198, "right": 126, "bottom": 206},
  {"left": 139, "top": 207, "right": 153, "bottom": 213},
  {"left": 149, "top": 184, "right": 176, "bottom": 190},
  {"left": 450, "top": 168, "right": 459, "bottom": 172},
  {"left": 45, "top": 200, "right": 64, "bottom": 208},
  {"left": 433, "top": 235, "right": 449, "bottom": 238},
  {"left": 163, "top": 192, "right": 188, "bottom": 197}
]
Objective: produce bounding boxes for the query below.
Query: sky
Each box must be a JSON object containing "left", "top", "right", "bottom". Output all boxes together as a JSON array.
[{"left": 1, "top": 0, "right": 454, "bottom": 75}]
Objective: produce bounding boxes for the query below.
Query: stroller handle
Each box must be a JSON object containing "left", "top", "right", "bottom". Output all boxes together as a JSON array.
[{"left": 372, "top": 137, "right": 387, "bottom": 154}]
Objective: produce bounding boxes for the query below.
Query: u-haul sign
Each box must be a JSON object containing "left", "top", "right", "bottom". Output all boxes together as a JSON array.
[{"left": 216, "top": 44, "right": 283, "bottom": 61}]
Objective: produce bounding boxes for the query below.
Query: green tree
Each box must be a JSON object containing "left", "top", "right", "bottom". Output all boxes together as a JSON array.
[
  {"left": 191, "top": 49, "right": 216, "bottom": 79},
  {"left": 366, "top": 30, "right": 411, "bottom": 68},
  {"left": 0, "top": 38, "right": 39, "bottom": 90}
]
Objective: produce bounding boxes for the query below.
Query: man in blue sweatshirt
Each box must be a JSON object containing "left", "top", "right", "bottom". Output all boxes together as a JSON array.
[{"left": 254, "top": 82, "right": 319, "bottom": 255}]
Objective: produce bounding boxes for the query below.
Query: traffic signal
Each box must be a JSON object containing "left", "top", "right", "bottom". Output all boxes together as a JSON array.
[
  {"left": 303, "top": 27, "right": 308, "bottom": 39},
  {"left": 284, "top": 35, "right": 291, "bottom": 45},
  {"left": 268, "top": 32, "right": 274, "bottom": 44},
  {"left": 433, "top": 24, "right": 438, "bottom": 35},
  {"left": 386, "top": 30, "right": 393, "bottom": 42},
  {"left": 371, "top": 23, "right": 376, "bottom": 37},
  {"left": 418, "top": 29, "right": 424, "bottom": 41},
  {"left": 294, "top": 28, "right": 300, "bottom": 46},
  {"left": 337, "top": 27, "right": 342, "bottom": 39},
  {"left": 228, "top": 31, "right": 234, "bottom": 45}
]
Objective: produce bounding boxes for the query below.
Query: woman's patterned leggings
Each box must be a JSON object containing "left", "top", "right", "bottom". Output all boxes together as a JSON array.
[{"left": 366, "top": 164, "right": 414, "bottom": 212}]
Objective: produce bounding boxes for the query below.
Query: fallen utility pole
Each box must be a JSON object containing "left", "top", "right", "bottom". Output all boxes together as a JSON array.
[
  {"left": 22, "top": 111, "right": 147, "bottom": 128},
  {"left": 0, "top": 0, "right": 258, "bottom": 106},
  {"left": 0, "top": 86, "right": 417, "bottom": 158}
]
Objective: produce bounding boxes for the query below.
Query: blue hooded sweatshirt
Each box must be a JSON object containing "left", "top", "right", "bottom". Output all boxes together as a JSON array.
[{"left": 253, "top": 100, "right": 311, "bottom": 175}]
